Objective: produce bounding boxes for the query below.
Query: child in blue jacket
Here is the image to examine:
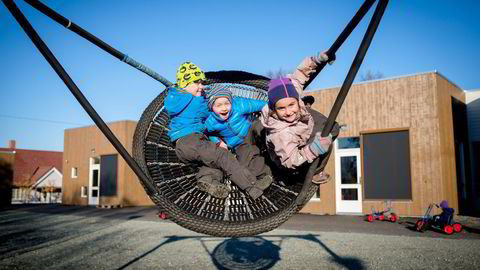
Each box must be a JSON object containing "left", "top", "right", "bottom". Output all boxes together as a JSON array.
[
  {"left": 205, "top": 84, "right": 273, "bottom": 197},
  {"left": 164, "top": 61, "right": 264, "bottom": 199}
]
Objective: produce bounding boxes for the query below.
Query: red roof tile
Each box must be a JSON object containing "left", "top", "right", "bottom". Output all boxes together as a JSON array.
[{"left": 0, "top": 148, "right": 63, "bottom": 187}]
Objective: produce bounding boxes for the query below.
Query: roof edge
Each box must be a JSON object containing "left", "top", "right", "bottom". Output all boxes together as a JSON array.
[
  {"left": 65, "top": 119, "right": 138, "bottom": 131},
  {"left": 306, "top": 70, "right": 464, "bottom": 92}
]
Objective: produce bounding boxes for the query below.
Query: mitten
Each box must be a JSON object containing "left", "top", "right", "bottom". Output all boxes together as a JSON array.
[
  {"left": 314, "top": 51, "right": 336, "bottom": 65},
  {"left": 308, "top": 133, "right": 332, "bottom": 156}
]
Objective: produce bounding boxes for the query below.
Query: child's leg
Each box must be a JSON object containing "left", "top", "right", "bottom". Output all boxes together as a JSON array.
[
  {"left": 235, "top": 128, "right": 272, "bottom": 181},
  {"left": 175, "top": 133, "right": 258, "bottom": 195},
  {"left": 235, "top": 143, "right": 273, "bottom": 190}
]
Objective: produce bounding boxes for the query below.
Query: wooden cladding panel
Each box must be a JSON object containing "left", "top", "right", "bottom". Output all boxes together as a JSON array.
[{"left": 63, "top": 121, "right": 153, "bottom": 206}]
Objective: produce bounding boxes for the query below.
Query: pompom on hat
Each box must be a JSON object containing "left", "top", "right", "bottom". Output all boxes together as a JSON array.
[
  {"left": 206, "top": 84, "right": 233, "bottom": 110},
  {"left": 439, "top": 200, "right": 448, "bottom": 209},
  {"left": 301, "top": 95, "right": 315, "bottom": 105},
  {"left": 176, "top": 61, "right": 206, "bottom": 88},
  {"left": 267, "top": 77, "right": 299, "bottom": 109}
]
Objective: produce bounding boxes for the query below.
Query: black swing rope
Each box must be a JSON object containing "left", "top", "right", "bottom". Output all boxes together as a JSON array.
[
  {"left": 3, "top": 0, "right": 388, "bottom": 236},
  {"left": 2, "top": 0, "right": 160, "bottom": 200},
  {"left": 298, "top": 0, "right": 389, "bottom": 203}
]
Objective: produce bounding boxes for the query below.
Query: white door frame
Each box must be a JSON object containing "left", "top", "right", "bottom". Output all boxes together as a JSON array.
[
  {"left": 335, "top": 142, "right": 362, "bottom": 214},
  {"left": 88, "top": 157, "right": 100, "bottom": 206}
]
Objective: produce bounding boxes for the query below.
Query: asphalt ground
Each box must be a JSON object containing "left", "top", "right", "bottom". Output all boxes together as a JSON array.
[{"left": 0, "top": 205, "right": 479, "bottom": 269}]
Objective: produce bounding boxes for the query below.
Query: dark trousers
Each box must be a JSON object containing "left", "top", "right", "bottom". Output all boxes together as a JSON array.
[
  {"left": 175, "top": 133, "right": 257, "bottom": 190},
  {"left": 235, "top": 128, "right": 272, "bottom": 180}
]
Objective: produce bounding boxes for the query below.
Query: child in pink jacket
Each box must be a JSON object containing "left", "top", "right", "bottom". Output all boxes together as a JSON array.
[{"left": 259, "top": 52, "right": 339, "bottom": 184}]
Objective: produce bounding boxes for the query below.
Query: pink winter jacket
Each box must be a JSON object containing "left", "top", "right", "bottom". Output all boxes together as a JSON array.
[{"left": 260, "top": 56, "right": 319, "bottom": 169}]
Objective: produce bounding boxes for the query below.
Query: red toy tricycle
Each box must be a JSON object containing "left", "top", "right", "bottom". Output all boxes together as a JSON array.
[{"left": 367, "top": 201, "right": 397, "bottom": 222}]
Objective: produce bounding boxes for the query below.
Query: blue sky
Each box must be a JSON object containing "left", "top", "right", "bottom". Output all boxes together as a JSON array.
[{"left": 1, "top": 0, "right": 479, "bottom": 151}]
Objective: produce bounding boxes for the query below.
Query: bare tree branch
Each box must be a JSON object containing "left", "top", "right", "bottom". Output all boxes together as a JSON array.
[
  {"left": 360, "top": 70, "right": 384, "bottom": 81},
  {"left": 266, "top": 68, "right": 289, "bottom": 79}
]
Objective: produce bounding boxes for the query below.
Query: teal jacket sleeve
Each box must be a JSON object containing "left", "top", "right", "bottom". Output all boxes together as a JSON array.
[
  {"left": 234, "top": 97, "right": 267, "bottom": 115},
  {"left": 204, "top": 115, "right": 221, "bottom": 144},
  {"left": 208, "top": 136, "right": 221, "bottom": 144}
]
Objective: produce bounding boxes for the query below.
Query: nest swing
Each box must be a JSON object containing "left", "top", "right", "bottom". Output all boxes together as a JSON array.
[{"left": 5, "top": 0, "right": 388, "bottom": 237}]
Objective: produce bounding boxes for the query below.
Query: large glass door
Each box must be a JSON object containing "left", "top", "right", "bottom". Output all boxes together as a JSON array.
[
  {"left": 335, "top": 146, "right": 362, "bottom": 214},
  {"left": 88, "top": 157, "right": 100, "bottom": 206}
]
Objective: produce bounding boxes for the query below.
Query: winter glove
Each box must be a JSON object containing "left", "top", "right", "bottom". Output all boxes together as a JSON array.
[
  {"left": 308, "top": 133, "right": 332, "bottom": 156},
  {"left": 314, "top": 51, "right": 336, "bottom": 65}
]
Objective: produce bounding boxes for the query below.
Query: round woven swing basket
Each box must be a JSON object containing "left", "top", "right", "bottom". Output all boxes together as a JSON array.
[{"left": 132, "top": 71, "right": 319, "bottom": 237}]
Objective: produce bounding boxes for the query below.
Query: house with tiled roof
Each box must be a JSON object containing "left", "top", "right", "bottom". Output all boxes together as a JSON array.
[
  {"left": 0, "top": 140, "right": 63, "bottom": 204},
  {"left": 0, "top": 146, "right": 15, "bottom": 206}
]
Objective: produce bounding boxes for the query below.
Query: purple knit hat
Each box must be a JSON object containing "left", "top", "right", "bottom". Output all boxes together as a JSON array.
[{"left": 268, "top": 77, "right": 299, "bottom": 109}]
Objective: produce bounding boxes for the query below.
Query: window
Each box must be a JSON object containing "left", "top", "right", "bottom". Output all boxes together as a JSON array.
[
  {"left": 100, "top": 154, "right": 118, "bottom": 196},
  {"left": 12, "top": 188, "right": 19, "bottom": 199},
  {"left": 338, "top": 137, "right": 360, "bottom": 149},
  {"left": 362, "top": 130, "right": 412, "bottom": 200},
  {"left": 71, "top": 167, "right": 78, "bottom": 178},
  {"left": 81, "top": 186, "right": 88, "bottom": 198}
]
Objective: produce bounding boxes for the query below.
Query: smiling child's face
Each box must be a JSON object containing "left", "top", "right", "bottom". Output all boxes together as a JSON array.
[
  {"left": 212, "top": 97, "right": 232, "bottom": 120},
  {"left": 184, "top": 81, "right": 205, "bottom": 96},
  {"left": 274, "top": 97, "right": 300, "bottom": 123}
]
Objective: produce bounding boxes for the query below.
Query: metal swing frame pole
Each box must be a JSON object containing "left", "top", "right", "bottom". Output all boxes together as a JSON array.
[
  {"left": 298, "top": 0, "right": 389, "bottom": 204},
  {"left": 2, "top": 0, "right": 159, "bottom": 197},
  {"left": 321, "top": 0, "right": 389, "bottom": 137},
  {"left": 23, "top": 0, "right": 173, "bottom": 87}
]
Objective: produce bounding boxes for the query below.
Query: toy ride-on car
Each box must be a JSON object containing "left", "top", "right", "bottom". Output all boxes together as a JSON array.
[
  {"left": 367, "top": 206, "right": 397, "bottom": 222},
  {"left": 415, "top": 202, "right": 463, "bottom": 235}
]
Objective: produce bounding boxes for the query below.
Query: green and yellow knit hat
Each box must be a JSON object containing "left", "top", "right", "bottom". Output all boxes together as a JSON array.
[{"left": 176, "top": 61, "right": 206, "bottom": 88}]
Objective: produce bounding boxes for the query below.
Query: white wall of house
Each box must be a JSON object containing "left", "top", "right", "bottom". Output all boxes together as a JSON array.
[
  {"left": 34, "top": 168, "right": 62, "bottom": 189},
  {"left": 33, "top": 168, "right": 63, "bottom": 203}
]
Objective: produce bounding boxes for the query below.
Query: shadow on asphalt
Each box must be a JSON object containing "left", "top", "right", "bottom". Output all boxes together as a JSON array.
[
  {"left": 116, "top": 234, "right": 365, "bottom": 270},
  {"left": 464, "top": 226, "right": 480, "bottom": 234}
]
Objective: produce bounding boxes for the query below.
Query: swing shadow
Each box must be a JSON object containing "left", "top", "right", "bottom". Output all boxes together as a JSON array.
[{"left": 116, "top": 233, "right": 365, "bottom": 270}]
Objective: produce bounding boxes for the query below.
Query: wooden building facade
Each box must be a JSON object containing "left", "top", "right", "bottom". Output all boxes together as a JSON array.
[
  {"left": 301, "top": 71, "right": 475, "bottom": 217},
  {"left": 62, "top": 121, "right": 153, "bottom": 207}
]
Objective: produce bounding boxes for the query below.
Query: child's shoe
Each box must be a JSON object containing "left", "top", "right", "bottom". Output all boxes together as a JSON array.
[
  {"left": 245, "top": 175, "right": 273, "bottom": 200},
  {"left": 246, "top": 186, "right": 263, "bottom": 200},
  {"left": 256, "top": 175, "right": 273, "bottom": 190},
  {"left": 197, "top": 178, "right": 230, "bottom": 199},
  {"left": 312, "top": 171, "right": 330, "bottom": 185}
]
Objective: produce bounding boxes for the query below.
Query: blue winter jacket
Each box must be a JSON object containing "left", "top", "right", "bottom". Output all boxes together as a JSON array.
[
  {"left": 164, "top": 87, "right": 210, "bottom": 142},
  {"left": 205, "top": 97, "right": 267, "bottom": 149}
]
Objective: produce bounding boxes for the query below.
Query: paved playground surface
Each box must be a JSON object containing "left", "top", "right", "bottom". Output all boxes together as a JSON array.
[{"left": 1, "top": 205, "right": 479, "bottom": 269}]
